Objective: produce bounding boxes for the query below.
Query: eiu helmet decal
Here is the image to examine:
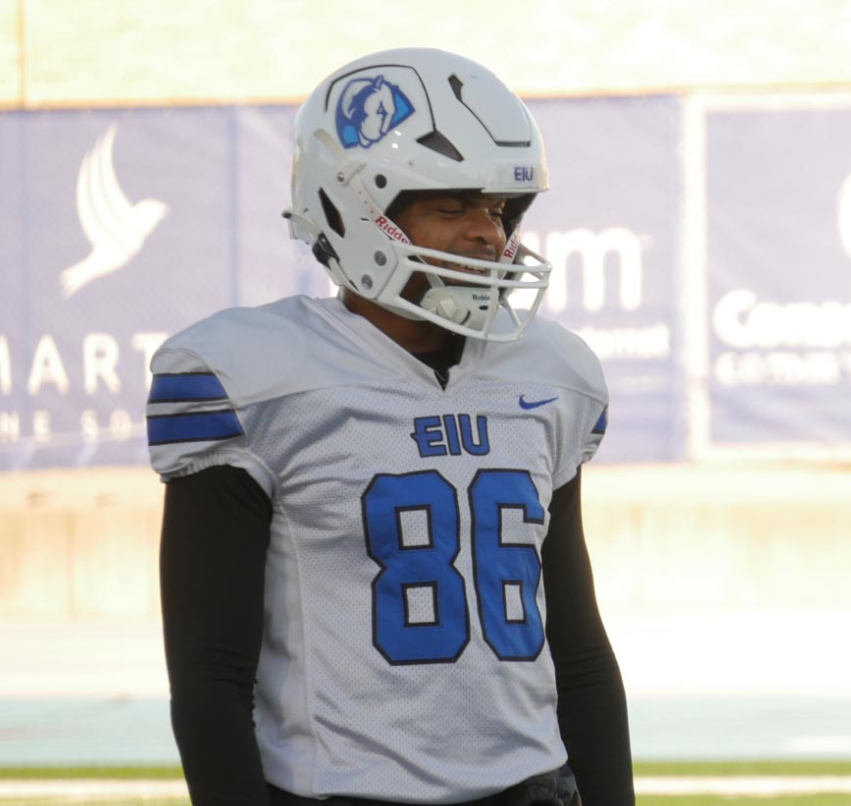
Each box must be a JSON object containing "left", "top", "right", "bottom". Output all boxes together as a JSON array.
[{"left": 335, "top": 75, "right": 415, "bottom": 149}]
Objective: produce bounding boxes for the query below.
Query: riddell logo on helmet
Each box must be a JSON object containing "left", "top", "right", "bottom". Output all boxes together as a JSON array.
[
  {"left": 376, "top": 216, "right": 411, "bottom": 244},
  {"left": 503, "top": 232, "right": 519, "bottom": 260}
]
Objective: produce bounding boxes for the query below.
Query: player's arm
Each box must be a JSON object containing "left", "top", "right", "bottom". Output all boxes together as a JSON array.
[
  {"left": 542, "top": 468, "right": 635, "bottom": 806},
  {"left": 146, "top": 343, "right": 277, "bottom": 805},
  {"left": 160, "top": 464, "right": 272, "bottom": 806}
]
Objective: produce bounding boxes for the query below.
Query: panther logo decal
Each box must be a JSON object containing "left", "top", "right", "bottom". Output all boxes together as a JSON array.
[{"left": 336, "top": 75, "right": 414, "bottom": 149}]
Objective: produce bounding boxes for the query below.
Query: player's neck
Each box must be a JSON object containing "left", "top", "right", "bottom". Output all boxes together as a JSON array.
[{"left": 342, "top": 290, "right": 455, "bottom": 354}]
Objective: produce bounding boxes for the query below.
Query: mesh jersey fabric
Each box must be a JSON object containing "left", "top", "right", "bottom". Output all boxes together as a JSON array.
[{"left": 146, "top": 296, "right": 608, "bottom": 803}]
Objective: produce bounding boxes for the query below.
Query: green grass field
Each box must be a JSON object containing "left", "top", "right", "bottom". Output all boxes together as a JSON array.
[
  {"left": 640, "top": 799, "right": 851, "bottom": 806},
  {"left": 1, "top": 761, "right": 850, "bottom": 805}
]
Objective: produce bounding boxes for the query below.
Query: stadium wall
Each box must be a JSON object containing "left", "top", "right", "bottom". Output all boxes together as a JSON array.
[{"left": 3, "top": 463, "right": 850, "bottom": 619}]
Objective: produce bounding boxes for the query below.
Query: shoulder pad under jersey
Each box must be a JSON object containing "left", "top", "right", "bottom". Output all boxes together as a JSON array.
[
  {"left": 483, "top": 315, "right": 608, "bottom": 404},
  {"left": 485, "top": 315, "right": 609, "bottom": 464},
  {"left": 145, "top": 297, "right": 328, "bottom": 489}
]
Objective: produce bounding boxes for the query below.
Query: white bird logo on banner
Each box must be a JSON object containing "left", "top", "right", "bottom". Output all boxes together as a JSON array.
[{"left": 60, "top": 124, "right": 168, "bottom": 298}]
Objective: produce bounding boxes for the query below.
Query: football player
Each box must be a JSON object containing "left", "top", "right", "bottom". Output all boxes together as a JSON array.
[{"left": 148, "top": 48, "right": 634, "bottom": 806}]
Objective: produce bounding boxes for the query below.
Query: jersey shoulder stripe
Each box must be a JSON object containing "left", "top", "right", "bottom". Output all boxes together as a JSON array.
[
  {"left": 592, "top": 404, "right": 608, "bottom": 435},
  {"left": 147, "top": 372, "right": 240, "bottom": 446},
  {"left": 148, "top": 372, "right": 229, "bottom": 403},
  {"left": 145, "top": 346, "right": 252, "bottom": 480},
  {"left": 147, "top": 409, "right": 243, "bottom": 446}
]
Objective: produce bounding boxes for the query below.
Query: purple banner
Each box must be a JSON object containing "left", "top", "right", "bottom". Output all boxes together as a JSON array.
[
  {"left": 704, "top": 103, "right": 851, "bottom": 454},
  {"left": 524, "top": 97, "right": 683, "bottom": 461},
  {"left": 0, "top": 99, "right": 684, "bottom": 469}
]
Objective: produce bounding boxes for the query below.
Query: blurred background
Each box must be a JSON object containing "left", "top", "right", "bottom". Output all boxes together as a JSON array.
[{"left": 1, "top": 0, "right": 851, "bottom": 776}]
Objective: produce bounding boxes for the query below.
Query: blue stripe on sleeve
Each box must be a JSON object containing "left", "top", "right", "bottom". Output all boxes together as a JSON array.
[
  {"left": 148, "top": 373, "right": 228, "bottom": 403},
  {"left": 592, "top": 405, "right": 608, "bottom": 435},
  {"left": 147, "top": 410, "right": 243, "bottom": 446}
]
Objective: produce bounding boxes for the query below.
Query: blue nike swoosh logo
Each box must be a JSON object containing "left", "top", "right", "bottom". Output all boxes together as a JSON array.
[{"left": 519, "top": 395, "right": 559, "bottom": 410}]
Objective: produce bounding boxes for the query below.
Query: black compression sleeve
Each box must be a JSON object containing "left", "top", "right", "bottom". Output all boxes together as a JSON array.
[
  {"left": 542, "top": 469, "right": 635, "bottom": 806},
  {"left": 160, "top": 465, "right": 273, "bottom": 806}
]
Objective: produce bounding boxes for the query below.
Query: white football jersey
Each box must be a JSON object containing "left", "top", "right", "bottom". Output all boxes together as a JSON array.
[{"left": 147, "top": 296, "right": 608, "bottom": 804}]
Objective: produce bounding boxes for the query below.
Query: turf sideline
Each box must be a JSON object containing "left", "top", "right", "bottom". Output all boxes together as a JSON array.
[{"left": 4, "top": 776, "right": 851, "bottom": 799}]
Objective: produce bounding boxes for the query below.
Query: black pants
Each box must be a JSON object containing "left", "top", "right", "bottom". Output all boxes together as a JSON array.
[
  {"left": 266, "top": 787, "right": 504, "bottom": 806},
  {"left": 266, "top": 766, "right": 581, "bottom": 806}
]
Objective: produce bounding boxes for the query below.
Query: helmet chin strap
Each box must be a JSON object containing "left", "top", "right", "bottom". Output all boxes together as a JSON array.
[
  {"left": 420, "top": 285, "right": 493, "bottom": 329},
  {"left": 373, "top": 277, "right": 496, "bottom": 329}
]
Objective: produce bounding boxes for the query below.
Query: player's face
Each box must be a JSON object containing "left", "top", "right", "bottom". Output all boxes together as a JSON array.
[
  {"left": 394, "top": 192, "right": 508, "bottom": 268},
  {"left": 393, "top": 192, "right": 508, "bottom": 302},
  {"left": 342, "top": 192, "right": 511, "bottom": 350}
]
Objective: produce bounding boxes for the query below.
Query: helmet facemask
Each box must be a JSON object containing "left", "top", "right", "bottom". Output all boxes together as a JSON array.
[{"left": 370, "top": 225, "right": 552, "bottom": 341}]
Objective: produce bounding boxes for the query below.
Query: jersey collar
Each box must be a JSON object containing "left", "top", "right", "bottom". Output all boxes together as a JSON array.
[{"left": 312, "top": 296, "right": 487, "bottom": 391}]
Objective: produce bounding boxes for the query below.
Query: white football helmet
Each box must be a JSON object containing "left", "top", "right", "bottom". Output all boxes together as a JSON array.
[{"left": 285, "top": 47, "right": 552, "bottom": 342}]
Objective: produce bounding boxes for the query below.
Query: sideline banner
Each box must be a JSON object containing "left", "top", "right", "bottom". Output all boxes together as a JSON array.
[
  {"left": 15, "top": 97, "right": 851, "bottom": 468},
  {"left": 525, "top": 97, "right": 683, "bottom": 461},
  {"left": 703, "top": 101, "right": 851, "bottom": 455},
  {"left": 0, "top": 107, "right": 311, "bottom": 470},
  {"left": 0, "top": 100, "right": 684, "bottom": 469}
]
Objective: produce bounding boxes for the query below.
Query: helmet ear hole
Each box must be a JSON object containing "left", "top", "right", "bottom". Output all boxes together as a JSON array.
[
  {"left": 318, "top": 188, "right": 345, "bottom": 237},
  {"left": 384, "top": 191, "right": 414, "bottom": 224},
  {"left": 503, "top": 193, "right": 534, "bottom": 236}
]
